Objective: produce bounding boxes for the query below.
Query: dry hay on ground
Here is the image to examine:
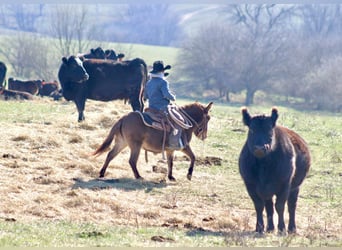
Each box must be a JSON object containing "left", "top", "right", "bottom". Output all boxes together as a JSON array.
[
  {"left": 0, "top": 99, "right": 245, "bottom": 233},
  {"left": 0, "top": 98, "right": 341, "bottom": 245}
]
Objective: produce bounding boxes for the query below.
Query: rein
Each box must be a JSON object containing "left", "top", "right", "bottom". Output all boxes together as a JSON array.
[{"left": 178, "top": 106, "right": 206, "bottom": 135}]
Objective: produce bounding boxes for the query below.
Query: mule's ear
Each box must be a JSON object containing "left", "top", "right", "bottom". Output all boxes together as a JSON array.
[
  {"left": 62, "top": 57, "right": 68, "bottom": 64},
  {"left": 206, "top": 101, "right": 213, "bottom": 112},
  {"left": 271, "top": 107, "right": 279, "bottom": 127},
  {"left": 241, "top": 107, "right": 251, "bottom": 126}
]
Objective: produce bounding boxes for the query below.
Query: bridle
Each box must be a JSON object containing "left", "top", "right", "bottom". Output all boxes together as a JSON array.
[{"left": 178, "top": 107, "right": 209, "bottom": 138}]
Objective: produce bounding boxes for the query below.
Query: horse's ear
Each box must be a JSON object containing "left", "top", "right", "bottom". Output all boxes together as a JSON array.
[
  {"left": 206, "top": 102, "right": 213, "bottom": 112},
  {"left": 271, "top": 107, "right": 278, "bottom": 127},
  {"left": 241, "top": 107, "right": 251, "bottom": 126}
]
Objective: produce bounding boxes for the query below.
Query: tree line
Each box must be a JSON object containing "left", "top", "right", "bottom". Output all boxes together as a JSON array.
[
  {"left": 176, "top": 4, "right": 342, "bottom": 112},
  {"left": 0, "top": 4, "right": 341, "bottom": 112}
]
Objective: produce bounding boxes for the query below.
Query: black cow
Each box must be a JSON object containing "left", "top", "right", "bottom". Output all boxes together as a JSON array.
[
  {"left": 0, "top": 88, "right": 33, "bottom": 100},
  {"left": 8, "top": 78, "right": 43, "bottom": 95},
  {"left": 239, "top": 107, "right": 311, "bottom": 234},
  {"left": 105, "top": 49, "right": 125, "bottom": 61},
  {"left": 80, "top": 47, "right": 125, "bottom": 61},
  {"left": 58, "top": 56, "right": 147, "bottom": 122},
  {"left": 38, "top": 80, "right": 59, "bottom": 97},
  {"left": 0, "top": 62, "right": 6, "bottom": 87}
]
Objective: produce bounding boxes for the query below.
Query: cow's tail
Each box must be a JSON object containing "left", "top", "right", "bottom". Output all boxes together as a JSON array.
[
  {"left": 138, "top": 59, "right": 148, "bottom": 111},
  {"left": 93, "top": 118, "right": 123, "bottom": 156}
]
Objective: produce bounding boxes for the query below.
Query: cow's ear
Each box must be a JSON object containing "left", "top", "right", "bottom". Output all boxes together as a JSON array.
[
  {"left": 241, "top": 107, "right": 251, "bottom": 126},
  {"left": 271, "top": 107, "right": 278, "bottom": 127},
  {"left": 62, "top": 57, "right": 68, "bottom": 64}
]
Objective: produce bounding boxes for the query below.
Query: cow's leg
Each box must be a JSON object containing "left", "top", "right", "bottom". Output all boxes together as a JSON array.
[
  {"left": 265, "top": 199, "right": 275, "bottom": 232},
  {"left": 99, "top": 138, "right": 127, "bottom": 178},
  {"left": 180, "top": 145, "right": 195, "bottom": 180},
  {"left": 129, "top": 91, "right": 142, "bottom": 111},
  {"left": 128, "top": 145, "right": 142, "bottom": 179},
  {"left": 287, "top": 187, "right": 299, "bottom": 233},
  {"left": 74, "top": 98, "right": 86, "bottom": 122},
  {"left": 166, "top": 151, "right": 176, "bottom": 181},
  {"left": 275, "top": 188, "right": 290, "bottom": 233},
  {"left": 246, "top": 185, "right": 265, "bottom": 233}
]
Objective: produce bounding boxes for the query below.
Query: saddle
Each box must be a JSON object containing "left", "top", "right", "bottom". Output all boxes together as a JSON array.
[
  {"left": 136, "top": 104, "right": 193, "bottom": 158},
  {"left": 139, "top": 108, "right": 171, "bottom": 132}
]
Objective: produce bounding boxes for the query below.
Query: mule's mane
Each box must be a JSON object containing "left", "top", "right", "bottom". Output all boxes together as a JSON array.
[{"left": 181, "top": 102, "right": 205, "bottom": 121}]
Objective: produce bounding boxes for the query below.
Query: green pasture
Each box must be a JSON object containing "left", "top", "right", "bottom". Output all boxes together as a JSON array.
[{"left": 0, "top": 98, "right": 341, "bottom": 247}]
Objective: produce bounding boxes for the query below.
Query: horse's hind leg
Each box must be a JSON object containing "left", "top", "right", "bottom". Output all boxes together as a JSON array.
[{"left": 99, "top": 139, "right": 127, "bottom": 178}]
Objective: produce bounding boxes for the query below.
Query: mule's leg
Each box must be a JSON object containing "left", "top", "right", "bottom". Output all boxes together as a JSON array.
[
  {"left": 180, "top": 146, "right": 195, "bottom": 180},
  {"left": 166, "top": 151, "right": 176, "bottom": 181},
  {"left": 287, "top": 187, "right": 299, "bottom": 233},
  {"left": 265, "top": 199, "right": 275, "bottom": 232},
  {"left": 128, "top": 145, "right": 143, "bottom": 179},
  {"left": 99, "top": 139, "right": 127, "bottom": 178}
]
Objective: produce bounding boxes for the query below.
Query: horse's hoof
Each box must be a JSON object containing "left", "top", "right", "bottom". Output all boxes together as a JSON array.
[{"left": 187, "top": 174, "right": 192, "bottom": 181}]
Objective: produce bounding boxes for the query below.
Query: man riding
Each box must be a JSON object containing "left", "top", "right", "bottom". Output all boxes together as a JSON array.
[{"left": 144, "top": 60, "right": 184, "bottom": 150}]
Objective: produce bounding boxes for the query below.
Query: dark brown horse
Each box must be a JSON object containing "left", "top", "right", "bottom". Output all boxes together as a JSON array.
[{"left": 93, "top": 102, "right": 213, "bottom": 181}]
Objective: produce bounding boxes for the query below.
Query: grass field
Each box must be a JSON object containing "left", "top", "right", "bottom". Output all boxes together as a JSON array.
[{"left": 0, "top": 97, "right": 341, "bottom": 247}]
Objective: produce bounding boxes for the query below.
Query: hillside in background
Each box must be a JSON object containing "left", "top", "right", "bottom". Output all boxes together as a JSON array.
[{"left": 0, "top": 4, "right": 224, "bottom": 46}]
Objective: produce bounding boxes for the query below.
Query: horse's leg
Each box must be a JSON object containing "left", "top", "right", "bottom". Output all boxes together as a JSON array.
[
  {"left": 128, "top": 144, "right": 143, "bottom": 179},
  {"left": 99, "top": 138, "right": 127, "bottom": 178},
  {"left": 180, "top": 146, "right": 195, "bottom": 180},
  {"left": 166, "top": 151, "right": 176, "bottom": 181}
]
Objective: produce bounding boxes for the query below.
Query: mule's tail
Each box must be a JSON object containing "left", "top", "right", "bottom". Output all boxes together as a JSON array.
[{"left": 93, "top": 119, "right": 122, "bottom": 156}]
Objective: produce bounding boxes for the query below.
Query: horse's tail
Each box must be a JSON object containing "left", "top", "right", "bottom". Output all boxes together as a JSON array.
[{"left": 93, "top": 118, "right": 122, "bottom": 156}]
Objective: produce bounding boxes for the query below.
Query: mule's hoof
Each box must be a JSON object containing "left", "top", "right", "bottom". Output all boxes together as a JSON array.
[{"left": 168, "top": 176, "right": 176, "bottom": 182}]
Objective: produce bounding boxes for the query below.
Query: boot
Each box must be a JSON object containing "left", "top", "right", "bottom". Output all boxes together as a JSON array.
[{"left": 167, "top": 128, "right": 184, "bottom": 150}]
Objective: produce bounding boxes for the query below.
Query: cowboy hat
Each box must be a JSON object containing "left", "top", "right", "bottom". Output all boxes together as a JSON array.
[{"left": 150, "top": 60, "right": 171, "bottom": 74}]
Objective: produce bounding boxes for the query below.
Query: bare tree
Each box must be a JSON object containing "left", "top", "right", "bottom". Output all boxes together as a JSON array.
[
  {"left": 302, "top": 55, "right": 342, "bottom": 111},
  {"left": 178, "top": 23, "right": 243, "bottom": 102},
  {"left": 178, "top": 4, "right": 296, "bottom": 105},
  {"left": 118, "top": 4, "right": 182, "bottom": 46},
  {"left": 298, "top": 4, "right": 342, "bottom": 37},
  {"left": 228, "top": 4, "right": 295, "bottom": 105},
  {"left": 0, "top": 33, "right": 55, "bottom": 80},
  {"left": 49, "top": 4, "right": 96, "bottom": 56}
]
